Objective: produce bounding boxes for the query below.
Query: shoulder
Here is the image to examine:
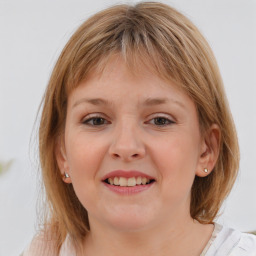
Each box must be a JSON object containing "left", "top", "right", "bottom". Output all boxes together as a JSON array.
[
  {"left": 22, "top": 233, "right": 57, "bottom": 256},
  {"left": 206, "top": 223, "right": 256, "bottom": 256},
  {"left": 237, "top": 232, "right": 256, "bottom": 255}
]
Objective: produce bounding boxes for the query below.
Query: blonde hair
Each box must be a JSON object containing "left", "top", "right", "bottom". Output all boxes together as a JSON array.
[{"left": 38, "top": 1, "right": 239, "bottom": 252}]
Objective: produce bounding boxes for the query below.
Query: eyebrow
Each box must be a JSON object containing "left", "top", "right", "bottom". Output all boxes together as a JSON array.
[
  {"left": 72, "top": 97, "right": 185, "bottom": 109},
  {"left": 143, "top": 97, "right": 168, "bottom": 106},
  {"left": 143, "top": 97, "right": 185, "bottom": 109},
  {"left": 72, "top": 98, "right": 110, "bottom": 108}
]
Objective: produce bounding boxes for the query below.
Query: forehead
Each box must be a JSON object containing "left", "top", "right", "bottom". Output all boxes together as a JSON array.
[
  {"left": 68, "top": 55, "right": 194, "bottom": 111},
  {"left": 70, "top": 52, "right": 184, "bottom": 94},
  {"left": 67, "top": 49, "right": 184, "bottom": 95}
]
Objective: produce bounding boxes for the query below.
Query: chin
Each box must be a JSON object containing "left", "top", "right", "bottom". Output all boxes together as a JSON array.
[{"left": 102, "top": 205, "right": 157, "bottom": 232}]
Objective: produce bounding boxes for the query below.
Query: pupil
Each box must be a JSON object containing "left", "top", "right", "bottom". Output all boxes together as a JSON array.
[
  {"left": 155, "top": 118, "right": 166, "bottom": 125},
  {"left": 94, "top": 118, "right": 104, "bottom": 125}
]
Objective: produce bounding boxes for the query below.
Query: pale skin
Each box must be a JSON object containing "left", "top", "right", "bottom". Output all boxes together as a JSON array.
[{"left": 56, "top": 56, "right": 220, "bottom": 256}]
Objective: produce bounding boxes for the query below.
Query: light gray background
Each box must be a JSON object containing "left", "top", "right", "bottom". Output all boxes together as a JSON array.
[{"left": 0, "top": 0, "right": 255, "bottom": 255}]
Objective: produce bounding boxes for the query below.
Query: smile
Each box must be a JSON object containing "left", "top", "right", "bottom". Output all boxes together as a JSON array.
[
  {"left": 104, "top": 176, "right": 154, "bottom": 187},
  {"left": 102, "top": 170, "right": 156, "bottom": 194}
]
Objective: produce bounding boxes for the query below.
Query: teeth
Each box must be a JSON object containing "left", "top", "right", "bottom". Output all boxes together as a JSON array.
[
  {"left": 114, "top": 177, "right": 119, "bottom": 185},
  {"left": 119, "top": 177, "right": 128, "bottom": 186},
  {"left": 107, "top": 176, "right": 151, "bottom": 187},
  {"left": 136, "top": 176, "right": 142, "bottom": 185},
  {"left": 127, "top": 177, "right": 136, "bottom": 187},
  {"left": 142, "top": 177, "right": 147, "bottom": 185}
]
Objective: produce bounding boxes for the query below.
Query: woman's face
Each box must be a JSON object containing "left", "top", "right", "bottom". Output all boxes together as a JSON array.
[{"left": 58, "top": 56, "right": 208, "bottom": 231}]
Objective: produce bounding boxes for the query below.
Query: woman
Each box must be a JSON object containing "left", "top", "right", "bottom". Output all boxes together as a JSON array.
[{"left": 22, "top": 2, "right": 256, "bottom": 255}]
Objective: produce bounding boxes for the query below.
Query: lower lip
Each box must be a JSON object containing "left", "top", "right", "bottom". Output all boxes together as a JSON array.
[{"left": 103, "top": 182, "right": 155, "bottom": 195}]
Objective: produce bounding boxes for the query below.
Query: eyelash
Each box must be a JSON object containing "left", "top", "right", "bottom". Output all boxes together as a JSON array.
[
  {"left": 82, "top": 114, "right": 175, "bottom": 127},
  {"left": 147, "top": 117, "right": 175, "bottom": 126},
  {"left": 82, "top": 116, "right": 109, "bottom": 126}
]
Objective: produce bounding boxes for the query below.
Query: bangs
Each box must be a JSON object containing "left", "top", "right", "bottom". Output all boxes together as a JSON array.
[{"left": 64, "top": 28, "right": 179, "bottom": 96}]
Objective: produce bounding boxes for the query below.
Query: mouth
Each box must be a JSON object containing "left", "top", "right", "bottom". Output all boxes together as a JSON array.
[
  {"left": 103, "top": 176, "right": 156, "bottom": 187},
  {"left": 101, "top": 170, "right": 156, "bottom": 192}
]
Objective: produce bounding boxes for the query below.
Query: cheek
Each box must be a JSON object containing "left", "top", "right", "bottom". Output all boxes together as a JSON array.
[
  {"left": 64, "top": 135, "right": 107, "bottom": 209},
  {"left": 152, "top": 133, "right": 200, "bottom": 195},
  {"left": 65, "top": 134, "right": 107, "bottom": 184}
]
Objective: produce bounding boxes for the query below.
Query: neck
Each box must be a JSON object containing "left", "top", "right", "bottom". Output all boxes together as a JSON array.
[{"left": 82, "top": 215, "right": 213, "bottom": 256}]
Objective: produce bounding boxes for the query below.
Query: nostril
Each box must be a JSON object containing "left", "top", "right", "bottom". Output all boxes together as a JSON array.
[{"left": 112, "top": 153, "right": 139, "bottom": 159}]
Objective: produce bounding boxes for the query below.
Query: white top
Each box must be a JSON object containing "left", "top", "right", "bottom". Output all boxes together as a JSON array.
[
  {"left": 22, "top": 223, "right": 256, "bottom": 256},
  {"left": 201, "top": 223, "right": 256, "bottom": 255}
]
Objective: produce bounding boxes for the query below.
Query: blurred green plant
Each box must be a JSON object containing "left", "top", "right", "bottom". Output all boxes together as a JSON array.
[{"left": 0, "top": 160, "right": 13, "bottom": 175}]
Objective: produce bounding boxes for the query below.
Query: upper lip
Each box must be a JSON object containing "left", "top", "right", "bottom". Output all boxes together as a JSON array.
[{"left": 101, "top": 170, "right": 156, "bottom": 181}]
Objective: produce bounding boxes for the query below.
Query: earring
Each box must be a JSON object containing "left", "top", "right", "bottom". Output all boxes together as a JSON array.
[
  {"left": 204, "top": 168, "right": 208, "bottom": 173},
  {"left": 63, "top": 172, "right": 70, "bottom": 179}
]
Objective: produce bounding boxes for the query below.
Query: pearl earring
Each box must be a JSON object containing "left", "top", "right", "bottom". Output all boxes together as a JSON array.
[{"left": 204, "top": 168, "right": 208, "bottom": 173}]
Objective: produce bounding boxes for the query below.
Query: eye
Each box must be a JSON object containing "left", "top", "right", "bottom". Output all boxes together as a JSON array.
[
  {"left": 82, "top": 116, "right": 109, "bottom": 126},
  {"left": 148, "top": 116, "right": 175, "bottom": 126}
]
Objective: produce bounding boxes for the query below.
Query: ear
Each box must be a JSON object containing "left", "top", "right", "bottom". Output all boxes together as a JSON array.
[
  {"left": 196, "top": 124, "right": 221, "bottom": 177},
  {"left": 55, "top": 139, "right": 72, "bottom": 184}
]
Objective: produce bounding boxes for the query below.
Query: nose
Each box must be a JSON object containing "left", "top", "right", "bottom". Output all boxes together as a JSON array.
[{"left": 108, "top": 122, "right": 146, "bottom": 162}]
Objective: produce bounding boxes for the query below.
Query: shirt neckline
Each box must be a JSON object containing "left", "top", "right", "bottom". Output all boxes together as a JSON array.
[{"left": 200, "top": 223, "right": 223, "bottom": 256}]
